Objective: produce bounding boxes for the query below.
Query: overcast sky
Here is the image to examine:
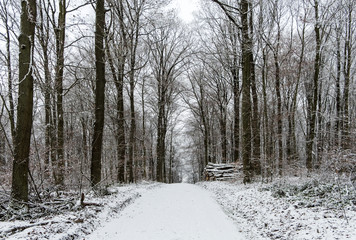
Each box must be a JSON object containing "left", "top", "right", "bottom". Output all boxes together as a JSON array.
[{"left": 173, "top": 0, "right": 201, "bottom": 23}]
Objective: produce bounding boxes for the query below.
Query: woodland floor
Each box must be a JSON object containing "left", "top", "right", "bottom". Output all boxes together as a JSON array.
[{"left": 1, "top": 176, "right": 355, "bottom": 239}]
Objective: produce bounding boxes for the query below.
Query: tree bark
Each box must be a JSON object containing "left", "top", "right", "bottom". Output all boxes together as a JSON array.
[
  {"left": 37, "top": 0, "right": 53, "bottom": 180},
  {"left": 127, "top": 7, "right": 141, "bottom": 183},
  {"left": 274, "top": 53, "right": 283, "bottom": 176},
  {"left": 240, "top": 0, "right": 253, "bottom": 182},
  {"left": 306, "top": 0, "right": 321, "bottom": 172},
  {"left": 11, "top": 0, "right": 36, "bottom": 203},
  {"left": 232, "top": 61, "right": 240, "bottom": 163},
  {"left": 335, "top": 27, "right": 341, "bottom": 147},
  {"left": 342, "top": 4, "right": 352, "bottom": 149},
  {"left": 90, "top": 0, "right": 106, "bottom": 187},
  {"left": 249, "top": 2, "right": 260, "bottom": 175},
  {"left": 2, "top": 5, "right": 16, "bottom": 141},
  {"left": 53, "top": 0, "right": 66, "bottom": 186}
]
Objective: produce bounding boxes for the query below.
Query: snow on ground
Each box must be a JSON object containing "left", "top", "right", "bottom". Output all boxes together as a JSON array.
[
  {"left": 2, "top": 178, "right": 355, "bottom": 240},
  {"left": 198, "top": 179, "right": 356, "bottom": 240},
  {"left": 0, "top": 181, "right": 161, "bottom": 240},
  {"left": 86, "top": 183, "right": 245, "bottom": 240}
]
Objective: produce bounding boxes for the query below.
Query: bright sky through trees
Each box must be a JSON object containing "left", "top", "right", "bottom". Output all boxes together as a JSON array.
[{"left": 174, "top": 0, "right": 200, "bottom": 22}]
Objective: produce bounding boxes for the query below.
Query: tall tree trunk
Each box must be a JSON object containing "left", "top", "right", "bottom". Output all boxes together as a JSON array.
[
  {"left": 0, "top": 129, "right": 5, "bottom": 167},
  {"left": 116, "top": 84, "right": 126, "bottom": 183},
  {"left": 251, "top": 61, "right": 260, "bottom": 174},
  {"left": 342, "top": 5, "right": 352, "bottom": 149},
  {"left": 11, "top": 0, "right": 36, "bottom": 203},
  {"left": 156, "top": 78, "right": 167, "bottom": 182},
  {"left": 127, "top": 14, "right": 140, "bottom": 183},
  {"left": 232, "top": 61, "right": 240, "bottom": 163},
  {"left": 156, "top": 100, "right": 164, "bottom": 182},
  {"left": 54, "top": 0, "right": 66, "bottom": 186},
  {"left": 240, "top": 0, "right": 253, "bottom": 182},
  {"left": 141, "top": 80, "right": 147, "bottom": 179},
  {"left": 262, "top": 49, "right": 272, "bottom": 179},
  {"left": 335, "top": 27, "right": 341, "bottom": 147},
  {"left": 219, "top": 105, "right": 227, "bottom": 164},
  {"left": 274, "top": 53, "right": 283, "bottom": 176},
  {"left": 38, "top": 0, "right": 53, "bottom": 179},
  {"left": 90, "top": 0, "right": 106, "bottom": 187},
  {"left": 128, "top": 72, "right": 136, "bottom": 183},
  {"left": 3, "top": 8, "right": 16, "bottom": 140},
  {"left": 248, "top": 2, "right": 260, "bottom": 175},
  {"left": 104, "top": 33, "right": 126, "bottom": 183},
  {"left": 306, "top": 0, "right": 321, "bottom": 171},
  {"left": 116, "top": 1, "right": 127, "bottom": 183}
]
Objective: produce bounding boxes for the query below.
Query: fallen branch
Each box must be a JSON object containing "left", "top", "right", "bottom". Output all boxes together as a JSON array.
[{"left": 80, "top": 193, "right": 101, "bottom": 207}]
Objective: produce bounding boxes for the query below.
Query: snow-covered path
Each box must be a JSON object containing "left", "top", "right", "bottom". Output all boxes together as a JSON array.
[{"left": 87, "top": 183, "right": 245, "bottom": 240}]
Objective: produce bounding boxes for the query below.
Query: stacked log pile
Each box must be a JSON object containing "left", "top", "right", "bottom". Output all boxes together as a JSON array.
[{"left": 204, "top": 162, "right": 241, "bottom": 181}]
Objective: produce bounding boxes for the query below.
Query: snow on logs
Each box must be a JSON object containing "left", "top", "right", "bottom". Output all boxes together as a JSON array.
[{"left": 204, "top": 162, "right": 241, "bottom": 181}]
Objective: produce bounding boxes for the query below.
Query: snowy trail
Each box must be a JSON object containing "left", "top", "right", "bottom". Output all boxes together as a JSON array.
[{"left": 86, "top": 183, "right": 245, "bottom": 240}]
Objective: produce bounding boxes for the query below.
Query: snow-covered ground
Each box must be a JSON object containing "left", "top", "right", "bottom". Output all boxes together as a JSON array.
[
  {"left": 87, "top": 183, "right": 244, "bottom": 240},
  {"left": 0, "top": 181, "right": 161, "bottom": 240},
  {"left": 1, "top": 178, "right": 355, "bottom": 240},
  {"left": 198, "top": 179, "right": 356, "bottom": 240}
]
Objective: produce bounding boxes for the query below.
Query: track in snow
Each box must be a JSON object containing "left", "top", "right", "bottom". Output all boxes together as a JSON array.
[{"left": 87, "top": 183, "right": 244, "bottom": 240}]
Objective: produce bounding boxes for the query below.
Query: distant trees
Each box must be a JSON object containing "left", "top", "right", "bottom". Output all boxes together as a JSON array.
[
  {"left": 185, "top": 0, "right": 356, "bottom": 182},
  {"left": 148, "top": 20, "right": 189, "bottom": 182}
]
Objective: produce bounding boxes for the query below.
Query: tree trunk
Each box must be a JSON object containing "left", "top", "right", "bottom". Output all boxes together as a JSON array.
[
  {"left": 219, "top": 104, "right": 227, "bottom": 164},
  {"left": 262, "top": 49, "right": 272, "bottom": 179},
  {"left": 306, "top": 0, "right": 321, "bottom": 172},
  {"left": 342, "top": 5, "right": 352, "bottom": 150},
  {"left": 116, "top": 1, "right": 127, "bottom": 183},
  {"left": 116, "top": 84, "right": 126, "bottom": 183},
  {"left": 128, "top": 73, "right": 136, "bottom": 183},
  {"left": 240, "top": 0, "right": 253, "bottom": 182},
  {"left": 156, "top": 76, "right": 167, "bottom": 182},
  {"left": 127, "top": 13, "right": 140, "bottom": 183},
  {"left": 156, "top": 105, "right": 164, "bottom": 182},
  {"left": 90, "top": 0, "right": 106, "bottom": 187},
  {"left": 0, "top": 130, "right": 5, "bottom": 167},
  {"left": 54, "top": 0, "right": 66, "bottom": 187},
  {"left": 3, "top": 8, "right": 16, "bottom": 141},
  {"left": 274, "top": 53, "right": 283, "bottom": 176},
  {"left": 335, "top": 27, "right": 341, "bottom": 147},
  {"left": 232, "top": 62, "right": 240, "bottom": 163},
  {"left": 141, "top": 80, "right": 147, "bottom": 179},
  {"left": 104, "top": 33, "right": 126, "bottom": 183},
  {"left": 11, "top": 0, "right": 36, "bottom": 203},
  {"left": 248, "top": 3, "right": 260, "bottom": 175},
  {"left": 38, "top": 0, "right": 53, "bottom": 179}
]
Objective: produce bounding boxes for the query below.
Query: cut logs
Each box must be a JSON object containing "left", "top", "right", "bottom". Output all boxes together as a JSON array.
[{"left": 204, "top": 162, "right": 241, "bottom": 181}]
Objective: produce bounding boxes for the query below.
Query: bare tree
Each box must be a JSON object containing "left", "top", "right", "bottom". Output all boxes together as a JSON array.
[
  {"left": 90, "top": 0, "right": 106, "bottom": 187},
  {"left": 11, "top": 0, "right": 37, "bottom": 203}
]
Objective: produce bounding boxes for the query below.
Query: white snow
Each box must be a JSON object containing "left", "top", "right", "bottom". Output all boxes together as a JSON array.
[
  {"left": 87, "top": 183, "right": 245, "bottom": 240},
  {"left": 0, "top": 182, "right": 161, "bottom": 240},
  {"left": 2, "top": 179, "right": 355, "bottom": 239},
  {"left": 198, "top": 180, "right": 356, "bottom": 240}
]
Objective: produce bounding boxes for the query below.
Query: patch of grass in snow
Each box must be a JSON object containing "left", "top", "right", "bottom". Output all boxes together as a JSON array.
[
  {"left": 263, "top": 177, "right": 356, "bottom": 211},
  {"left": 199, "top": 178, "right": 356, "bottom": 240}
]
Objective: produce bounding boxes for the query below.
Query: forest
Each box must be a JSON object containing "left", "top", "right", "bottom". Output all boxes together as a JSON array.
[{"left": 0, "top": 0, "right": 355, "bottom": 207}]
